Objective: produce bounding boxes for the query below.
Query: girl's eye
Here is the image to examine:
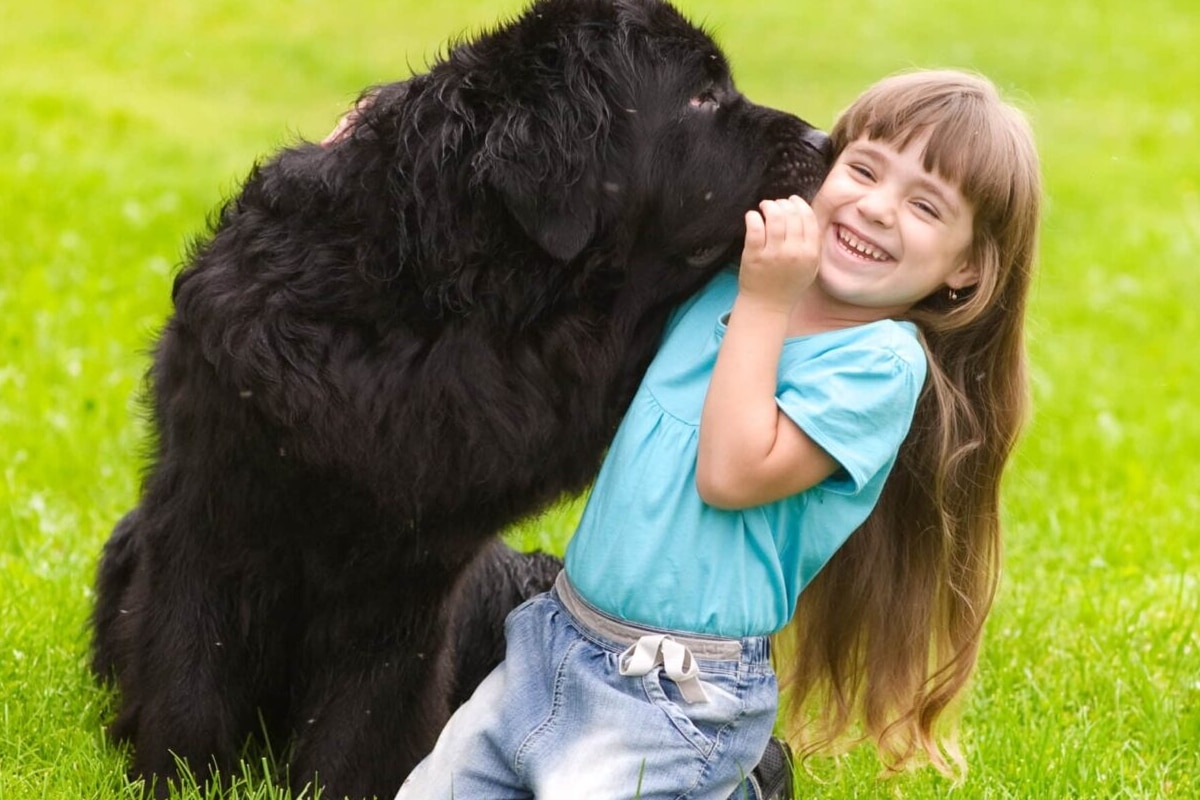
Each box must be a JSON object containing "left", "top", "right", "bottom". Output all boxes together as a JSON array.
[
  {"left": 849, "top": 164, "right": 874, "bottom": 180},
  {"left": 913, "top": 200, "right": 941, "bottom": 219},
  {"left": 688, "top": 90, "right": 720, "bottom": 111}
]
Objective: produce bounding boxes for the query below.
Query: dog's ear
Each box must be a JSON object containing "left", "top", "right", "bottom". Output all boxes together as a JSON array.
[
  {"left": 490, "top": 158, "right": 597, "bottom": 263},
  {"left": 482, "top": 93, "right": 607, "bottom": 262}
]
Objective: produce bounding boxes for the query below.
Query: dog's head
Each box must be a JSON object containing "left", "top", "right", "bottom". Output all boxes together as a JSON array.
[{"left": 360, "top": 0, "right": 830, "bottom": 284}]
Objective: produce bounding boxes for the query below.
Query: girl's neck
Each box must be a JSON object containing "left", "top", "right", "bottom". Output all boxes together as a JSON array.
[{"left": 786, "top": 288, "right": 907, "bottom": 337}]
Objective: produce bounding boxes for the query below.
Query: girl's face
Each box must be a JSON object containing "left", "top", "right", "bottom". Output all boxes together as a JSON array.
[{"left": 810, "top": 133, "right": 979, "bottom": 318}]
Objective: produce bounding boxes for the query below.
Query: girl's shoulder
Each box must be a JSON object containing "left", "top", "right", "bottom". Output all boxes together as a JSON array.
[
  {"left": 783, "top": 318, "right": 926, "bottom": 378},
  {"left": 853, "top": 318, "right": 926, "bottom": 370}
]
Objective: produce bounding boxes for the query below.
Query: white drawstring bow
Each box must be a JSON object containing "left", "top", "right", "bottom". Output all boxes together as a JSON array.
[{"left": 618, "top": 634, "right": 710, "bottom": 704}]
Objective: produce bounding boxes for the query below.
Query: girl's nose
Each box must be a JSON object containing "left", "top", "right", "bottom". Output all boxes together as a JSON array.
[{"left": 856, "top": 189, "right": 896, "bottom": 227}]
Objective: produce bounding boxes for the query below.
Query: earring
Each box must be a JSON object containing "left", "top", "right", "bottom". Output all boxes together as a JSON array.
[{"left": 948, "top": 287, "right": 959, "bottom": 302}]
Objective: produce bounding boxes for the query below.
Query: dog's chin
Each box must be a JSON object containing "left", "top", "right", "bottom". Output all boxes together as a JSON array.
[{"left": 686, "top": 243, "right": 732, "bottom": 270}]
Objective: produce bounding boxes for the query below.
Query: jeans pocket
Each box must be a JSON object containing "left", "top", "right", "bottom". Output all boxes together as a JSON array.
[{"left": 641, "top": 665, "right": 744, "bottom": 758}]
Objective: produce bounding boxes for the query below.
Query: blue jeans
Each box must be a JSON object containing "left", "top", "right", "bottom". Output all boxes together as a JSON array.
[{"left": 396, "top": 574, "right": 778, "bottom": 800}]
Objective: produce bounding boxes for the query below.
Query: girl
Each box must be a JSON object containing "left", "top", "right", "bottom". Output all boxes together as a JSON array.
[{"left": 395, "top": 69, "right": 1041, "bottom": 799}]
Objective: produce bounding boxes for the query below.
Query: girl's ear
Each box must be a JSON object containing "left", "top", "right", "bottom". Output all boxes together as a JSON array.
[{"left": 946, "top": 260, "right": 981, "bottom": 290}]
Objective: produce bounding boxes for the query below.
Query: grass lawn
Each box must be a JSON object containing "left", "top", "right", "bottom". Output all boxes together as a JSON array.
[{"left": 1, "top": 0, "right": 1197, "bottom": 797}]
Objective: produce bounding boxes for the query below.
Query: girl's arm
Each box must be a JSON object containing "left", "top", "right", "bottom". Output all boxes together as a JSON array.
[{"left": 696, "top": 197, "right": 838, "bottom": 510}]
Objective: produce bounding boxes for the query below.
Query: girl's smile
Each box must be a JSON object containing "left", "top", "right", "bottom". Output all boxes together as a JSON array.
[{"left": 833, "top": 223, "right": 894, "bottom": 263}]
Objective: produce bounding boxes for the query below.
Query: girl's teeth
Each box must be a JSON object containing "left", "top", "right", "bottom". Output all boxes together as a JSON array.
[{"left": 839, "top": 228, "right": 889, "bottom": 261}]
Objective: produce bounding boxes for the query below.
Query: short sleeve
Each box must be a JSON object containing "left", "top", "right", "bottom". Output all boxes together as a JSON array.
[{"left": 775, "top": 331, "right": 926, "bottom": 495}]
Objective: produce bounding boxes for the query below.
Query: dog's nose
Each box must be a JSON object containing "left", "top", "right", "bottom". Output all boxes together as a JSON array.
[{"left": 802, "top": 128, "right": 833, "bottom": 163}]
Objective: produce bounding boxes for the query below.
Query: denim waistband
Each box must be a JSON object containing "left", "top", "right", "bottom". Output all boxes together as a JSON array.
[{"left": 553, "top": 572, "right": 771, "bottom": 664}]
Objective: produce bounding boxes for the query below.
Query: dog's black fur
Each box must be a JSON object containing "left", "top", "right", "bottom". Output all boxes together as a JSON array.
[{"left": 91, "top": 0, "right": 829, "bottom": 797}]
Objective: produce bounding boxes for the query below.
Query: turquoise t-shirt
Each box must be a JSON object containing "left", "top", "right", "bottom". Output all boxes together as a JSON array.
[{"left": 564, "top": 269, "right": 928, "bottom": 637}]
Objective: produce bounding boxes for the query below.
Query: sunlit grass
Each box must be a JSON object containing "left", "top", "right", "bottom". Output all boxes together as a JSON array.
[{"left": 2, "top": 0, "right": 1197, "bottom": 797}]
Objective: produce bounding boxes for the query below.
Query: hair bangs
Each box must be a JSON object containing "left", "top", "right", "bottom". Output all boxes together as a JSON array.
[{"left": 830, "top": 70, "right": 1028, "bottom": 227}]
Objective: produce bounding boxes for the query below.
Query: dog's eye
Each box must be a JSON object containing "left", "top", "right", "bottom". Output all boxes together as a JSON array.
[{"left": 688, "top": 91, "right": 720, "bottom": 112}]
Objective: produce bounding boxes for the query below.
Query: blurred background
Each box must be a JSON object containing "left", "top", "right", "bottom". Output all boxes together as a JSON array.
[{"left": 1, "top": 1, "right": 1196, "bottom": 797}]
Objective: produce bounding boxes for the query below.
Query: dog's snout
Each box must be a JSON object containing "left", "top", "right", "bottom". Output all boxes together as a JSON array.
[{"left": 802, "top": 127, "right": 833, "bottom": 163}]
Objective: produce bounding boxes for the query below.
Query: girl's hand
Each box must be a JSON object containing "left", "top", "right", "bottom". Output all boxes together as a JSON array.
[
  {"left": 739, "top": 196, "right": 820, "bottom": 312},
  {"left": 321, "top": 94, "right": 376, "bottom": 147}
]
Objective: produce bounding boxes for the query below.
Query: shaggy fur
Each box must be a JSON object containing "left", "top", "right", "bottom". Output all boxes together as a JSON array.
[{"left": 91, "top": 0, "right": 830, "bottom": 797}]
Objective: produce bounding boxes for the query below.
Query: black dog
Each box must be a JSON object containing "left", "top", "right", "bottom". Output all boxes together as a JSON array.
[{"left": 91, "top": 0, "right": 829, "bottom": 797}]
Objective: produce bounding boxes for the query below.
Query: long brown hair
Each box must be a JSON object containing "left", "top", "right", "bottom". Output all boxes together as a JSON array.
[{"left": 774, "top": 70, "right": 1042, "bottom": 777}]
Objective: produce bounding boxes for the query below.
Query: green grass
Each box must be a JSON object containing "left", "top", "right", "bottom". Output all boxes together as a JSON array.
[{"left": 2, "top": 0, "right": 1197, "bottom": 797}]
